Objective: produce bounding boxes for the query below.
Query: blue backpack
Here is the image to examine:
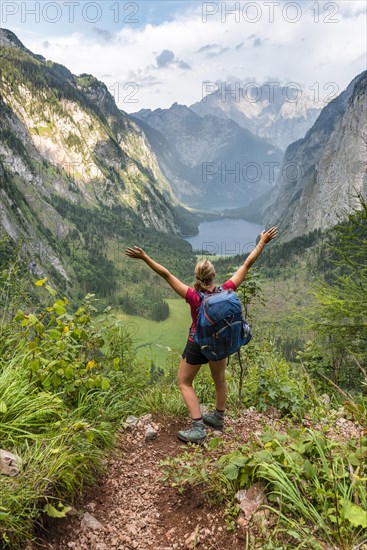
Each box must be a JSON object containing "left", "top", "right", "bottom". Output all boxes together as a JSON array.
[{"left": 194, "top": 287, "right": 252, "bottom": 361}]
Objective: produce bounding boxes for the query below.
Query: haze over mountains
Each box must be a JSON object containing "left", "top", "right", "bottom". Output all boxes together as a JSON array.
[
  {"left": 132, "top": 103, "right": 283, "bottom": 208},
  {"left": 190, "top": 82, "right": 323, "bottom": 151},
  {"left": 130, "top": 83, "right": 323, "bottom": 209}
]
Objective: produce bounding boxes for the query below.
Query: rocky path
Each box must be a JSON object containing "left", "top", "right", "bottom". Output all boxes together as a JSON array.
[
  {"left": 38, "top": 411, "right": 363, "bottom": 550},
  {"left": 40, "top": 414, "right": 248, "bottom": 550}
]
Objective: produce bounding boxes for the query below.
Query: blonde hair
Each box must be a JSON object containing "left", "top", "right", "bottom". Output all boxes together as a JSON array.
[{"left": 194, "top": 259, "right": 215, "bottom": 291}]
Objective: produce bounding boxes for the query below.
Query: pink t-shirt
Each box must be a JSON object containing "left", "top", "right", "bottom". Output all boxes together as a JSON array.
[{"left": 185, "top": 280, "right": 237, "bottom": 342}]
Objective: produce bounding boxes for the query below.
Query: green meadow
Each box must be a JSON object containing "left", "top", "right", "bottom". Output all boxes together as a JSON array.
[{"left": 112, "top": 298, "right": 191, "bottom": 367}]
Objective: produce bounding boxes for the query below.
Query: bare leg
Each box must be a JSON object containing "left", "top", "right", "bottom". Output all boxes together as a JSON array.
[
  {"left": 209, "top": 359, "right": 227, "bottom": 411},
  {"left": 177, "top": 358, "right": 202, "bottom": 419}
]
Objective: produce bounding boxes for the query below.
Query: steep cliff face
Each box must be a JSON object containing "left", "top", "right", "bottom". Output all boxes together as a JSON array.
[
  {"left": 0, "top": 95, "right": 74, "bottom": 281},
  {"left": 262, "top": 71, "right": 367, "bottom": 240},
  {"left": 0, "top": 29, "right": 181, "bottom": 283},
  {"left": 190, "top": 82, "right": 322, "bottom": 151},
  {"left": 132, "top": 103, "right": 283, "bottom": 209},
  {"left": 130, "top": 116, "right": 201, "bottom": 202}
]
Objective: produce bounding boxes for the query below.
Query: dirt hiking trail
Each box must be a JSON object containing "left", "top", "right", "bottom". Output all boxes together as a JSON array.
[{"left": 37, "top": 412, "right": 362, "bottom": 550}]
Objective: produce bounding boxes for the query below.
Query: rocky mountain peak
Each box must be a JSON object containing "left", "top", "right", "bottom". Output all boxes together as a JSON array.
[
  {"left": 170, "top": 102, "right": 190, "bottom": 113},
  {"left": 190, "top": 80, "right": 323, "bottom": 150},
  {"left": 131, "top": 101, "right": 283, "bottom": 208},
  {"left": 0, "top": 28, "right": 45, "bottom": 61},
  {"left": 0, "top": 28, "right": 25, "bottom": 49},
  {"left": 132, "top": 108, "right": 152, "bottom": 121}
]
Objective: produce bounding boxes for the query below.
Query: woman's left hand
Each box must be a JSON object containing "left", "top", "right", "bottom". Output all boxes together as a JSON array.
[
  {"left": 125, "top": 246, "right": 147, "bottom": 260},
  {"left": 260, "top": 227, "right": 278, "bottom": 244}
]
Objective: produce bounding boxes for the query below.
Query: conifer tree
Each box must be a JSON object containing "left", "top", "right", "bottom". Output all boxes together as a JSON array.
[{"left": 305, "top": 195, "right": 367, "bottom": 388}]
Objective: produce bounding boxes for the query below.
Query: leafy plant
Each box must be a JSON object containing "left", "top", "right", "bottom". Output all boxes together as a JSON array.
[
  {"left": 161, "top": 427, "right": 367, "bottom": 548},
  {"left": 0, "top": 237, "right": 33, "bottom": 325},
  {"left": 0, "top": 355, "right": 113, "bottom": 548},
  {"left": 230, "top": 340, "right": 307, "bottom": 416},
  {"left": 14, "top": 282, "right": 116, "bottom": 404},
  {"left": 0, "top": 282, "right": 152, "bottom": 548}
]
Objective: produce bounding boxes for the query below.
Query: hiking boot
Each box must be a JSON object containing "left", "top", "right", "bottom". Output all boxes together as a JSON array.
[
  {"left": 177, "top": 421, "right": 207, "bottom": 445},
  {"left": 202, "top": 410, "right": 224, "bottom": 430}
]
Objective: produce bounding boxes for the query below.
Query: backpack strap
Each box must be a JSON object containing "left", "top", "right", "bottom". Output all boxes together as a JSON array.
[
  {"left": 196, "top": 290, "right": 205, "bottom": 301},
  {"left": 197, "top": 286, "right": 224, "bottom": 302}
]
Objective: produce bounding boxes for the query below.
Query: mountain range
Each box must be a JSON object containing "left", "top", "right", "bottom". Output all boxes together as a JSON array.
[
  {"left": 0, "top": 27, "right": 366, "bottom": 288},
  {"left": 131, "top": 103, "right": 283, "bottom": 208},
  {"left": 132, "top": 73, "right": 366, "bottom": 236},
  {"left": 262, "top": 70, "right": 366, "bottom": 239},
  {"left": 190, "top": 81, "right": 323, "bottom": 151}
]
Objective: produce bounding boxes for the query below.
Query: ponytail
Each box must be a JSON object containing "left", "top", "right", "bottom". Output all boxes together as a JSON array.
[{"left": 194, "top": 260, "right": 215, "bottom": 292}]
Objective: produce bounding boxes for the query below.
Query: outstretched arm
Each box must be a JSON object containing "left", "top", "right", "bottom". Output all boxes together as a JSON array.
[
  {"left": 125, "top": 246, "right": 189, "bottom": 299},
  {"left": 229, "top": 227, "right": 278, "bottom": 288}
]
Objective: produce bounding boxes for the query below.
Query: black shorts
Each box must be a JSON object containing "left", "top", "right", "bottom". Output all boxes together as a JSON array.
[{"left": 181, "top": 339, "right": 209, "bottom": 365}]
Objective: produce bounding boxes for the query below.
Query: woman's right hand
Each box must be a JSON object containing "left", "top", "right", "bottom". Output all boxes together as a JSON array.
[{"left": 125, "top": 246, "right": 147, "bottom": 260}]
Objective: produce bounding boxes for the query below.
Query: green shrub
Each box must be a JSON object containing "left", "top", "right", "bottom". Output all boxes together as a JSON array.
[
  {"left": 0, "top": 282, "right": 152, "bottom": 548},
  {"left": 14, "top": 284, "right": 117, "bottom": 404},
  {"left": 161, "top": 427, "right": 367, "bottom": 549},
  {"left": 300, "top": 197, "right": 367, "bottom": 392},
  {"left": 0, "top": 356, "right": 113, "bottom": 548},
  {"left": 230, "top": 341, "right": 307, "bottom": 416}
]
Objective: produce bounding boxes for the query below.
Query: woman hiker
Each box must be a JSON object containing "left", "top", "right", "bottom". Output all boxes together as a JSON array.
[{"left": 125, "top": 227, "right": 278, "bottom": 444}]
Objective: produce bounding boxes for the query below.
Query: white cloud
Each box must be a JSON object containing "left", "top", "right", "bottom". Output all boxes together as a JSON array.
[{"left": 12, "top": 1, "right": 366, "bottom": 112}]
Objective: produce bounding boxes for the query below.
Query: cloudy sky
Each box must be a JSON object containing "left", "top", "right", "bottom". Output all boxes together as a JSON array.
[{"left": 2, "top": 0, "right": 366, "bottom": 112}]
